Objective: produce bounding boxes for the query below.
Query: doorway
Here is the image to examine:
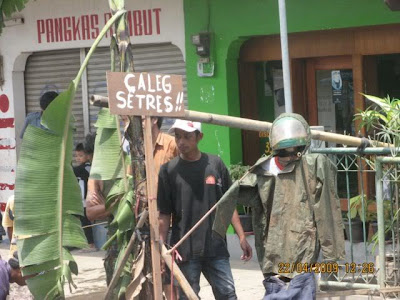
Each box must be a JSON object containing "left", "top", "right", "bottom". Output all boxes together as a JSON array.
[{"left": 306, "top": 56, "right": 355, "bottom": 138}]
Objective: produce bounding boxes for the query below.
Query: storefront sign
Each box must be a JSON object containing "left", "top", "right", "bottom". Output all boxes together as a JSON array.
[
  {"left": 107, "top": 72, "right": 184, "bottom": 116},
  {"left": 37, "top": 9, "right": 161, "bottom": 44}
]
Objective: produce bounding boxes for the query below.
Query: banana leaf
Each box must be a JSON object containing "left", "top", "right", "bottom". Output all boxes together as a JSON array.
[
  {"left": 0, "top": 0, "right": 29, "bottom": 34},
  {"left": 14, "top": 84, "right": 88, "bottom": 299},
  {"left": 90, "top": 108, "right": 125, "bottom": 180},
  {"left": 13, "top": 10, "right": 126, "bottom": 299}
]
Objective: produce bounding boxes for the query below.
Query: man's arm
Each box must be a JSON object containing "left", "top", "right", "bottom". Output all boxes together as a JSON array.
[
  {"left": 231, "top": 209, "right": 253, "bottom": 261},
  {"left": 6, "top": 227, "right": 13, "bottom": 241},
  {"left": 86, "top": 179, "right": 111, "bottom": 221},
  {"left": 159, "top": 213, "right": 171, "bottom": 243}
]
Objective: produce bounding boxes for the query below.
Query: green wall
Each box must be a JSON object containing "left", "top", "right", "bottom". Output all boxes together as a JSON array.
[{"left": 183, "top": 0, "right": 400, "bottom": 165}]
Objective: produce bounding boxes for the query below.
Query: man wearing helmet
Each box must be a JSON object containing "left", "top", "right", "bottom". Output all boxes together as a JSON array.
[{"left": 213, "top": 113, "right": 345, "bottom": 299}]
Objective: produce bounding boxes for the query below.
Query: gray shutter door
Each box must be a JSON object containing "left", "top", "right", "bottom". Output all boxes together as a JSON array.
[
  {"left": 86, "top": 43, "right": 187, "bottom": 132},
  {"left": 24, "top": 49, "right": 85, "bottom": 143}
]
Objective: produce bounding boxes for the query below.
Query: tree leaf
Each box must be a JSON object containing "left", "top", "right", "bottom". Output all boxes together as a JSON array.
[{"left": 362, "top": 93, "right": 391, "bottom": 111}]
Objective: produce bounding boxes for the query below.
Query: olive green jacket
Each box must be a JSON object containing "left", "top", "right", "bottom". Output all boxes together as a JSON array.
[{"left": 213, "top": 154, "right": 345, "bottom": 278}]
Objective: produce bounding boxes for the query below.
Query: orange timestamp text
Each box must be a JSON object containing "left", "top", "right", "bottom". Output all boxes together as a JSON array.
[
  {"left": 344, "top": 262, "right": 375, "bottom": 274},
  {"left": 278, "top": 262, "right": 339, "bottom": 274},
  {"left": 278, "top": 262, "right": 376, "bottom": 274}
]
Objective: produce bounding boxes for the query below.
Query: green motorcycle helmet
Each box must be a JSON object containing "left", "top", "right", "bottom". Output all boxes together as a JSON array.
[{"left": 269, "top": 113, "right": 311, "bottom": 155}]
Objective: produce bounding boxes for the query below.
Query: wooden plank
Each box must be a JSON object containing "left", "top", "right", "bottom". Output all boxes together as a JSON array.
[
  {"left": 291, "top": 59, "right": 307, "bottom": 117},
  {"left": 305, "top": 59, "right": 318, "bottom": 125},
  {"left": 352, "top": 54, "right": 364, "bottom": 135},
  {"left": 144, "top": 116, "right": 163, "bottom": 299},
  {"left": 240, "top": 24, "right": 400, "bottom": 63},
  {"left": 161, "top": 244, "right": 199, "bottom": 300},
  {"left": 238, "top": 62, "right": 261, "bottom": 165}
]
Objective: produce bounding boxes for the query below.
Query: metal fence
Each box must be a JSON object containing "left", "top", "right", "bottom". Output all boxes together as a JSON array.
[{"left": 310, "top": 147, "right": 400, "bottom": 297}]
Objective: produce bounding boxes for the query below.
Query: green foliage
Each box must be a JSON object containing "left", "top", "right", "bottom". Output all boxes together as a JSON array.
[
  {"left": 0, "top": 0, "right": 29, "bottom": 34},
  {"left": 348, "top": 194, "right": 375, "bottom": 223},
  {"left": 14, "top": 84, "right": 87, "bottom": 300},
  {"left": 89, "top": 109, "right": 125, "bottom": 180},
  {"left": 228, "top": 164, "right": 251, "bottom": 214},
  {"left": 89, "top": 105, "right": 135, "bottom": 299},
  {"left": 14, "top": 10, "right": 125, "bottom": 299},
  {"left": 228, "top": 164, "right": 250, "bottom": 182},
  {"left": 370, "top": 204, "right": 399, "bottom": 252},
  {"left": 355, "top": 94, "right": 400, "bottom": 147}
]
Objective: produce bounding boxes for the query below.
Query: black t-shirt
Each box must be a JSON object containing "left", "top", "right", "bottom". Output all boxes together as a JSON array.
[
  {"left": 73, "top": 162, "right": 91, "bottom": 200},
  {"left": 157, "top": 153, "right": 232, "bottom": 261}
]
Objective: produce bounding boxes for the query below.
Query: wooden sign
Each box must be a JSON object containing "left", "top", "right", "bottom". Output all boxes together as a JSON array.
[{"left": 106, "top": 71, "right": 185, "bottom": 116}]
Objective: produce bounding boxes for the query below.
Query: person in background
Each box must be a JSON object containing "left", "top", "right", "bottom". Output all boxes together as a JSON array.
[
  {"left": 74, "top": 134, "right": 96, "bottom": 249},
  {"left": 0, "top": 215, "right": 4, "bottom": 243},
  {"left": 2, "top": 195, "right": 17, "bottom": 258},
  {"left": 20, "top": 91, "right": 58, "bottom": 139},
  {"left": 158, "top": 119, "right": 252, "bottom": 300},
  {"left": 147, "top": 117, "right": 179, "bottom": 300},
  {"left": 0, "top": 252, "right": 27, "bottom": 300}
]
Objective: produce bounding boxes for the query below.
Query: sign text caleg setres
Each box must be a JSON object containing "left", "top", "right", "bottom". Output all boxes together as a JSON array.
[{"left": 107, "top": 72, "right": 184, "bottom": 116}]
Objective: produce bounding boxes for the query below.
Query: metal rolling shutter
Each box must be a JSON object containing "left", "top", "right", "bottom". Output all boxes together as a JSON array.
[
  {"left": 86, "top": 43, "right": 187, "bottom": 132},
  {"left": 24, "top": 49, "right": 85, "bottom": 143}
]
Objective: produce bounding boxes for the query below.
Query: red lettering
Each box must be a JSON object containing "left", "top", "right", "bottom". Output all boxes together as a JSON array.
[
  {"left": 153, "top": 8, "right": 161, "bottom": 34},
  {"left": 54, "top": 18, "right": 64, "bottom": 42},
  {"left": 64, "top": 17, "right": 72, "bottom": 41},
  {"left": 37, "top": 20, "right": 45, "bottom": 43},
  {"left": 45, "top": 19, "right": 54, "bottom": 43},
  {"left": 127, "top": 11, "right": 133, "bottom": 36},
  {"left": 133, "top": 10, "right": 142, "bottom": 36},
  {"left": 143, "top": 10, "right": 152, "bottom": 35},
  {"left": 81, "top": 15, "right": 90, "bottom": 40},
  {"left": 0, "top": 118, "right": 14, "bottom": 128},
  {"left": 72, "top": 16, "right": 81, "bottom": 40},
  {"left": 104, "top": 13, "right": 113, "bottom": 37},
  {"left": 90, "top": 14, "right": 99, "bottom": 39}
]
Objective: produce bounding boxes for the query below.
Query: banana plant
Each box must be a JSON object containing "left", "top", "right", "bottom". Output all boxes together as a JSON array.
[
  {"left": 14, "top": 10, "right": 125, "bottom": 299},
  {"left": 93, "top": 1, "right": 153, "bottom": 298},
  {"left": 0, "top": 0, "right": 29, "bottom": 34}
]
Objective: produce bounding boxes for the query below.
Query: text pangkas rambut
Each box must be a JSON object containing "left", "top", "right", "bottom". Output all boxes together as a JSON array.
[{"left": 115, "top": 73, "right": 183, "bottom": 113}]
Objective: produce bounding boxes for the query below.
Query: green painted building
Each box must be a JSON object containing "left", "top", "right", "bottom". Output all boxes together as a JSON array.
[{"left": 182, "top": 0, "right": 400, "bottom": 166}]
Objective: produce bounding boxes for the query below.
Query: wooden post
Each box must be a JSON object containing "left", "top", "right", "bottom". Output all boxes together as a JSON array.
[{"left": 143, "top": 116, "right": 163, "bottom": 299}]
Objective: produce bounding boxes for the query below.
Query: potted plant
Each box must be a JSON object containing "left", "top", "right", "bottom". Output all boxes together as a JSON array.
[
  {"left": 228, "top": 164, "right": 252, "bottom": 232},
  {"left": 343, "top": 194, "right": 372, "bottom": 243},
  {"left": 370, "top": 201, "right": 398, "bottom": 250}
]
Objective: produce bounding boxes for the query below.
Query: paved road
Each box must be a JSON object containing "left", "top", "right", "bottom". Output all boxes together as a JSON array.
[{"left": 0, "top": 242, "right": 265, "bottom": 299}]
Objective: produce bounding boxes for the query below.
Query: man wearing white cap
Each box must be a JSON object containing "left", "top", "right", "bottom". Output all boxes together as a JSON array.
[{"left": 158, "top": 119, "right": 252, "bottom": 300}]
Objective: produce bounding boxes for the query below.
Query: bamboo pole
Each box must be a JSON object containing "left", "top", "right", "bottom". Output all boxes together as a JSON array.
[
  {"left": 90, "top": 95, "right": 389, "bottom": 147},
  {"left": 161, "top": 243, "right": 199, "bottom": 300},
  {"left": 104, "top": 210, "right": 149, "bottom": 300},
  {"left": 317, "top": 286, "right": 400, "bottom": 297},
  {"left": 143, "top": 117, "right": 163, "bottom": 299}
]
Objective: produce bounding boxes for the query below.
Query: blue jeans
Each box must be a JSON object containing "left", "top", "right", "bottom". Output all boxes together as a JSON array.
[
  {"left": 263, "top": 273, "right": 316, "bottom": 300},
  {"left": 179, "top": 257, "right": 237, "bottom": 300}
]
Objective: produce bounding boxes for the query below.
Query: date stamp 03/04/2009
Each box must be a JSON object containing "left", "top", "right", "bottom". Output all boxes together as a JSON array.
[{"left": 278, "top": 262, "right": 376, "bottom": 274}]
